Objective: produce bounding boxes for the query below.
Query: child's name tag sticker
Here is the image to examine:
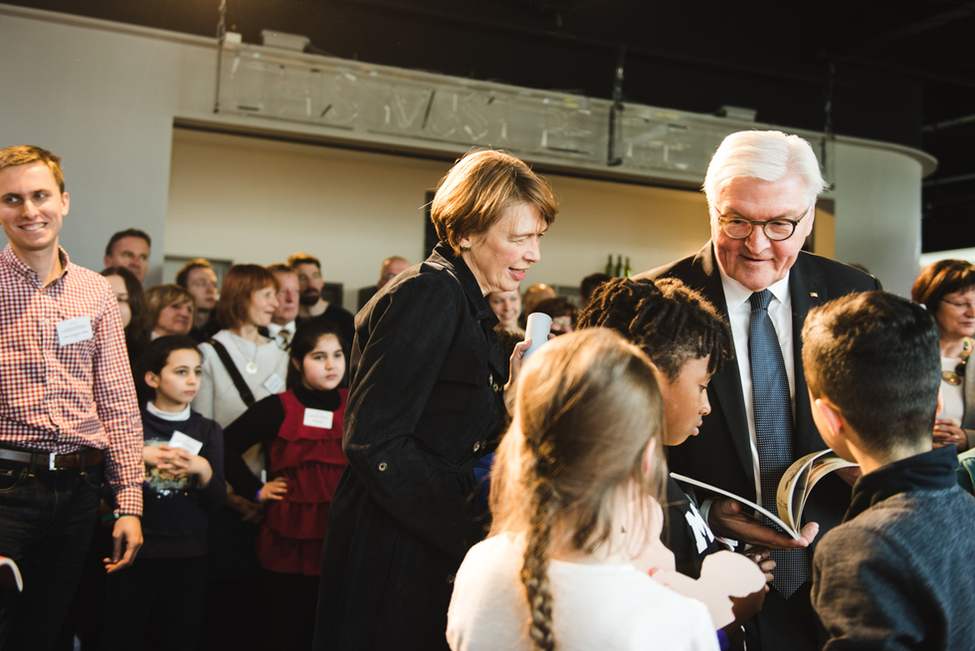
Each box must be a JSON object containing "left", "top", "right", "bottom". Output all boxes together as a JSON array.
[
  {"left": 303, "top": 408, "right": 334, "bottom": 429},
  {"left": 56, "top": 316, "right": 93, "bottom": 346},
  {"left": 263, "top": 373, "right": 286, "bottom": 394},
  {"left": 169, "top": 431, "right": 203, "bottom": 456}
]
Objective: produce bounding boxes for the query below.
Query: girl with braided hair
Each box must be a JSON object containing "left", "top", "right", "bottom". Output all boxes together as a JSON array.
[
  {"left": 447, "top": 328, "right": 717, "bottom": 651},
  {"left": 580, "top": 277, "right": 773, "bottom": 647}
]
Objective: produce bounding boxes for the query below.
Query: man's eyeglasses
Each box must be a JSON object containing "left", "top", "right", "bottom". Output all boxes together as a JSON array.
[{"left": 717, "top": 206, "right": 811, "bottom": 242}]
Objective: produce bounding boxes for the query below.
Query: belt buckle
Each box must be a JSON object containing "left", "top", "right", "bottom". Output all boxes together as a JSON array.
[{"left": 48, "top": 452, "right": 58, "bottom": 471}]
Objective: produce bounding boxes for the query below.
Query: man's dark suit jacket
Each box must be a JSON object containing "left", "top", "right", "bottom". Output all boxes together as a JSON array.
[
  {"left": 639, "top": 242, "right": 882, "bottom": 535},
  {"left": 639, "top": 243, "right": 881, "bottom": 650}
]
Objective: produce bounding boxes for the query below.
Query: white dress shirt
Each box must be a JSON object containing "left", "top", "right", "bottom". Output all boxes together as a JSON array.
[
  {"left": 267, "top": 320, "right": 296, "bottom": 351},
  {"left": 718, "top": 266, "right": 795, "bottom": 508}
]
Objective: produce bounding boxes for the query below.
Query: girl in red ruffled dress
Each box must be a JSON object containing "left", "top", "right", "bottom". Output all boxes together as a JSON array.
[{"left": 223, "top": 319, "right": 347, "bottom": 650}]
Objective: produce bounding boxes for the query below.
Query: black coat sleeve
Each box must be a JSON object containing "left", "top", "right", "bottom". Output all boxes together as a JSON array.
[{"left": 222, "top": 394, "right": 286, "bottom": 499}]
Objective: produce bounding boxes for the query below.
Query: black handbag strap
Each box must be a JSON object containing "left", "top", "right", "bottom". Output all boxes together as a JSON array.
[{"left": 209, "top": 339, "right": 256, "bottom": 407}]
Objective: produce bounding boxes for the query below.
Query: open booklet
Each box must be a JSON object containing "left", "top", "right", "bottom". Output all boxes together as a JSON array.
[{"left": 671, "top": 449, "right": 857, "bottom": 540}]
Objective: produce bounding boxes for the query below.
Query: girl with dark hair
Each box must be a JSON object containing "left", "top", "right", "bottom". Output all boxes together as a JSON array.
[
  {"left": 222, "top": 319, "right": 348, "bottom": 651},
  {"left": 103, "top": 335, "right": 225, "bottom": 651},
  {"left": 447, "top": 329, "right": 717, "bottom": 651}
]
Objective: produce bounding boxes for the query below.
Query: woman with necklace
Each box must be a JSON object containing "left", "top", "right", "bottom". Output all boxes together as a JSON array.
[
  {"left": 913, "top": 259, "right": 975, "bottom": 452},
  {"left": 192, "top": 263, "right": 289, "bottom": 651}
]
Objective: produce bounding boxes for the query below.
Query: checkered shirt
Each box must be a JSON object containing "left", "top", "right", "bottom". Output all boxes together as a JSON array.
[{"left": 0, "top": 244, "right": 143, "bottom": 516}]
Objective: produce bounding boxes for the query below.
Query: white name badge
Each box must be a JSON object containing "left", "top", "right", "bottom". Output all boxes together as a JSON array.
[
  {"left": 303, "top": 408, "right": 334, "bottom": 430},
  {"left": 263, "top": 373, "right": 286, "bottom": 395},
  {"left": 56, "top": 316, "right": 93, "bottom": 346},
  {"left": 169, "top": 431, "right": 203, "bottom": 456}
]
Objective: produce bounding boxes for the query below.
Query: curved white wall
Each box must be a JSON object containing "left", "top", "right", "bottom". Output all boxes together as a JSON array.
[
  {"left": 0, "top": 4, "right": 930, "bottom": 301},
  {"left": 830, "top": 141, "right": 924, "bottom": 296}
]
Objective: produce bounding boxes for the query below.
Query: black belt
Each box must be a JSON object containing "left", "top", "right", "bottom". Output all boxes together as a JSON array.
[{"left": 0, "top": 446, "right": 104, "bottom": 471}]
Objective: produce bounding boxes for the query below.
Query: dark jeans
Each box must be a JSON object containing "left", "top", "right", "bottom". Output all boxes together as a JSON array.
[
  {"left": 0, "top": 458, "right": 103, "bottom": 651},
  {"left": 103, "top": 556, "right": 207, "bottom": 651}
]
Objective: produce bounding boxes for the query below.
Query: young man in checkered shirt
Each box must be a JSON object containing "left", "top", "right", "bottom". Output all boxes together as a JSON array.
[{"left": 0, "top": 145, "right": 144, "bottom": 651}]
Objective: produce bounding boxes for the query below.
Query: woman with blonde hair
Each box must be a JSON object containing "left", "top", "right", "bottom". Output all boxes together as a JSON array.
[
  {"left": 315, "top": 149, "right": 557, "bottom": 651},
  {"left": 447, "top": 328, "right": 716, "bottom": 651},
  {"left": 144, "top": 284, "right": 195, "bottom": 339}
]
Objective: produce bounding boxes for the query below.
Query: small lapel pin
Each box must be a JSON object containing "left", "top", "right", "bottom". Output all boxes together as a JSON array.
[{"left": 810, "top": 292, "right": 819, "bottom": 298}]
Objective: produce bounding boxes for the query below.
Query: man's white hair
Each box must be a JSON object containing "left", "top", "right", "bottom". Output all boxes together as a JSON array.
[{"left": 703, "top": 130, "right": 828, "bottom": 208}]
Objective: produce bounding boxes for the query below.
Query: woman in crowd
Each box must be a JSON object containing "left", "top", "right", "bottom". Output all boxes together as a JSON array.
[
  {"left": 447, "top": 329, "right": 717, "bottom": 651},
  {"left": 144, "top": 284, "right": 195, "bottom": 340},
  {"left": 912, "top": 259, "right": 975, "bottom": 452},
  {"left": 488, "top": 289, "right": 525, "bottom": 336},
  {"left": 315, "top": 149, "right": 557, "bottom": 651},
  {"left": 101, "top": 265, "right": 148, "bottom": 370},
  {"left": 193, "top": 264, "right": 288, "bottom": 651},
  {"left": 532, "top": 296, "right": 578, "bottom": 335}
]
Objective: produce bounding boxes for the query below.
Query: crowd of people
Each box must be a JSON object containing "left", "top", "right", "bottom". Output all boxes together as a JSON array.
[{"left": 1, "top": 133, "right": 974, "bottom": 651}]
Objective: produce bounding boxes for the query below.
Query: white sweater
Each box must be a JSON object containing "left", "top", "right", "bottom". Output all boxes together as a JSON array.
[
  {"left": 193, "top": 329, "right": 289, "bottom": 428},
  {"left": 447, "top": 532, "right": 717, "bottom": 651}
]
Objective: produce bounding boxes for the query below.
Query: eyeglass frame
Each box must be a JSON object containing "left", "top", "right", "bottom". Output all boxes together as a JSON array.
[
  {"left": 941, "top": 298, "right": 975, "bottom": 310},
  {"left": 715, "top": 205, "right": 813, "bottom": 242}
]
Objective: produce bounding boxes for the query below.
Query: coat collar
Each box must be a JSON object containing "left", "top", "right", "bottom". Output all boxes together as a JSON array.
[
  {"left": 429, "top": 242, "right": 499, "bottom": 327},
  {"left": 846, "top": 445, "right": 958, "bottom": 521}
]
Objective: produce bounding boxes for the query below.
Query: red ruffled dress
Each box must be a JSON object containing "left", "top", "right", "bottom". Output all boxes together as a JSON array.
[{"left": 255, "top": 388, "right": 348, "bottom": 575}]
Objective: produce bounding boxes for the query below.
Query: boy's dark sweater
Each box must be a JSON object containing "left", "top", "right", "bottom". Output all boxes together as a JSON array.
[
  {"left": 140, "top": 407, "right": 227, "bottom": 558},
  {"left": 811, "top": 445, "right": 975, "bottom": 650}
]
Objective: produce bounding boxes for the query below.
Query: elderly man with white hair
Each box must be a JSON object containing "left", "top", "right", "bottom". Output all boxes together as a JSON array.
[{"left": 639, "top": 130, "right": 881, "bottom": 651}]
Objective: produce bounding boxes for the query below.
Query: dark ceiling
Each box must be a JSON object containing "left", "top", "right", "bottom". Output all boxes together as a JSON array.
[{"left": 10, "top": 0, "right": 975, "bottom": 251}]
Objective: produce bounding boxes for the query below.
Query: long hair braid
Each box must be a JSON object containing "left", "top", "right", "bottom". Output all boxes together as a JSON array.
[{"left": 521, "top": 456, "right": 558, "bottom": 651}]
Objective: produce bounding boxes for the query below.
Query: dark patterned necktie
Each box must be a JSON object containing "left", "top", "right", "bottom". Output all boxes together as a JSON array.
[{"left": 749, "top": 289, "right": 807, "bottom": 598}]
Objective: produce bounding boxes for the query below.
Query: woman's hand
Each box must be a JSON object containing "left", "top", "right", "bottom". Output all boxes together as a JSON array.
[
  {"left": 934, "top": 418, "right": 969, "bottom": 451},
  {"left": 504, "top": 334, "right": 557, "bottom": 395},
  {"left": 257, "top": 477, "right": 289, "bottom": 503},
  {"left": 504, "top": 338, "right": 532, "bottom": 394}
]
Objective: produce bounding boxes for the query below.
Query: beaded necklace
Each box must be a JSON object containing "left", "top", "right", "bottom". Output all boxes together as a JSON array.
[{"left": 942, "top": 337, "right": 973, "bottom": 386}]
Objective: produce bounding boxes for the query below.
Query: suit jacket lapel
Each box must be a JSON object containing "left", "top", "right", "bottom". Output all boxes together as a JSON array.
[
  {"left": 789, "top": 253, "right": 828, "bottom": 456},
  {"left": 698, "top": 244, "right": 755, "bottom": 484}
]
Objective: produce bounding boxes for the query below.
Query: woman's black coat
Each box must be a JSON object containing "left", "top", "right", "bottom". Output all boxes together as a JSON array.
[{"left": 313, "top": 242, "right": 507, "bottom": 651}]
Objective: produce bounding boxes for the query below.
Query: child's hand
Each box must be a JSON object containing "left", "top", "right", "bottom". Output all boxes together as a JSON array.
[
  {"left": 159, "top": 448, "right": 192, "bottom": 473},
  {"left": 745, "top": 546, "right": 776, "bottom": 589},
  {"left": 226, "top": 493, "right": 263, "bottom": 523},
  {"left": 257, "top": 477, "right": 289, "bottom": 503},
  {"left": 142, "top": 444, "right": 172, "bottom": 468},
  {"left": 184, "top": 455, "right": 214, "bottom": 488}
]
